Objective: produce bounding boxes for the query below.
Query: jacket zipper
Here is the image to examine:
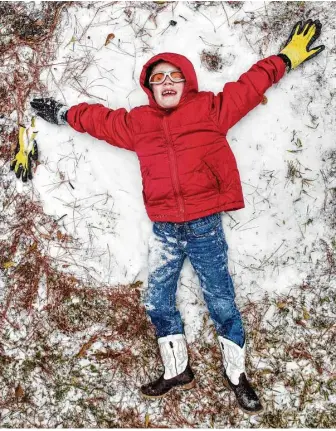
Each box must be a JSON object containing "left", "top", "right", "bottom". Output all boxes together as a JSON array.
[{"left": 163, "top": 117, "right": 184, "bottom": 215}]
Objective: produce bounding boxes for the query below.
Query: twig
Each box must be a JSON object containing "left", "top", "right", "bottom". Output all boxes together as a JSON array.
[
  {"left": 258, "top": 240, "right": 285, "bottom": 268},
  {"left": 221, "top": 1, "right": 231, "bottom": 28}
]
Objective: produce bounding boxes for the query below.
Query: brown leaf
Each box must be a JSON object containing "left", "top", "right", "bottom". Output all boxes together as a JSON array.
[
  {"left": 286, "top": 343, "right": 312, "bottom": 360},
  {"left": 93, "top": 349, "right": 122, "bottom": 360},
  {"left": 76, "top": 335, "right": 98, "bottom": 358},
  {"left": 105, "top": 33, "right": 115, "bottom": 46},
  {"left": 26, "top": 242, "right": 38, "bottom": 255},
  {"left": 261, "top": 95, "right": 268, "bottom": 105},
  {"left": 292, "top": 349, "right": 312, "bottom": 360},
  {"left": 15, "top": 383, "right": 24, "bottom": 401},
  {"left": 296, "top": 319, "right": 307, "bottom": 327}
]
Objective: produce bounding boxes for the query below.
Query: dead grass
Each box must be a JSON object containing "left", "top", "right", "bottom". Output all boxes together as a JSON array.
[
  {"left": 0, "top": 2, "right": 74, "bottom": 123},
  {"left": 0, "top": 1, "right": 335, "bottom": 428},
  {"left": 232, "top": 1, "right": 332, "bottom": 57},
  {"left": 200, "top": 49, "right": 224, "bottom": 72}
]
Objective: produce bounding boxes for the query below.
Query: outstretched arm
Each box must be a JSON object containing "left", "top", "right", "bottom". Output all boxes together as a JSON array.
[
  {"left": 212, "top": 19, "right": 325, "bottom": 134},
  {"left": 67, "top": 103, "right": 135, "bottom": 152},
  {"left": 30, "top": 99, "right": 135, "bottom": 152},
  {"left": 211, "top": 55, "right": 286, "bottom": 134}
]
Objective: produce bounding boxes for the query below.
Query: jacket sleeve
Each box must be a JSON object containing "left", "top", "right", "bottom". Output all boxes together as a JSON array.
[
  {"left": 211, "top": 55, "right": 286, "bottom": 134},
  {"left": 66, "top": 103, "right": 135, "bottom": 152}
]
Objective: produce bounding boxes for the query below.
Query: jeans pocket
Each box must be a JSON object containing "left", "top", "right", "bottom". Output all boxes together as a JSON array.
[
  {"left": 188, "top": 214, "right": 221, "bottom": 238},
  {"left": 153, "top": 222, "right": 177, "bottom": 239}
]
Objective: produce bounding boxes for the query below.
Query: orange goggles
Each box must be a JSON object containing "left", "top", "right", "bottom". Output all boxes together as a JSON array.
[{"left": 149, "top": 70, "right": 185, "bottom": 85}]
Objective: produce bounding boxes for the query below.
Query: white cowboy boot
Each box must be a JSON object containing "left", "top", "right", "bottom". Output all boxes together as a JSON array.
[
  {"left": 141, "top": 334, "right": 195, "bottom": 398},
  {"left": 218, "top": 336, "right": 263, "bottom": 414}
]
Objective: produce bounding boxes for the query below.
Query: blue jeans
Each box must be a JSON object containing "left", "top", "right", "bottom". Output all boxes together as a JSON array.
[{"left": 144, "top": 213, "right": 245, "bottom": 347}]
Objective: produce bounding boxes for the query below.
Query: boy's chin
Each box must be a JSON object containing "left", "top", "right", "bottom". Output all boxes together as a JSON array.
[
  {"left": 159, "top": 99, "right": 180, "bottom": 109},
  {"left": 154, "top": 94, "right": 181, "bottom": 109}
]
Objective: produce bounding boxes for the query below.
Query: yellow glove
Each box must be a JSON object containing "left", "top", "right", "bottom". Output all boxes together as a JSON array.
[
  {"left": 280, "top": 19, "right": 325, "bottom": 70},
  {"left": 10, "top": 118, "right": 39, "bottom": 182}
]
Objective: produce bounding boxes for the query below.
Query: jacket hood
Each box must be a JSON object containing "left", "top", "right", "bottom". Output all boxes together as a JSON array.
[{"left": 140, "top": 52, "right": 199, "bottom": 110}]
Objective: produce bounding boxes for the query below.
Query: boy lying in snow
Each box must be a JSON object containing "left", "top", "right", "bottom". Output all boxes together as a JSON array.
[{"left": 30, "top": 20, "right": 324, "bottom": 414}]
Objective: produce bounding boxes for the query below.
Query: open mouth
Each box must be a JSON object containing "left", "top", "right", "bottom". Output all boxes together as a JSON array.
[{"left": 162, "top": 90, "right": 177, "bottom": 97}]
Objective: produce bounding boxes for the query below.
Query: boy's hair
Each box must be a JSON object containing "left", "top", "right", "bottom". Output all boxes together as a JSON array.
[{"left": 144, "top": 59, "right": 165, "bottom": 91}]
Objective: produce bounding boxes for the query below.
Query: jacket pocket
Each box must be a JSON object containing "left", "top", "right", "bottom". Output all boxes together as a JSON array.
[{"left": 203, "top": 160, "right": 223, "bottom": 193}]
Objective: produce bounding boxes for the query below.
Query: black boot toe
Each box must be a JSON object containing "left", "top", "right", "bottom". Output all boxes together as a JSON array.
[
  {"left": 224, "top": 371, "right": 263, "bottom": 414},
  {"left": 141, "top": 364, "right": 195, "bottom": 399}
]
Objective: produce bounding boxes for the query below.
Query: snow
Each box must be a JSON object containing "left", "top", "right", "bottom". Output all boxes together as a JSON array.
[
  {"left": 1, "top": 0, "right": 335, "bottom": 427},
  {"left": 24, "top": 0, "right": 332, "bottom": 344},
  {"left": 25, "top": 1, "right": 333, "bottom": 334}
]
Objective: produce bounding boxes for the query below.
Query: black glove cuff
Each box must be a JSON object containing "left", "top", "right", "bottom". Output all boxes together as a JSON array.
[
  {"left": 56, "top": 106, "right": 69, "bottom": 125},
  {"left": 60, "top": 109, "right": 68, "bottom": 123},
  {"left": 277, "top": 54, "right": 292, "bottom": 71}
]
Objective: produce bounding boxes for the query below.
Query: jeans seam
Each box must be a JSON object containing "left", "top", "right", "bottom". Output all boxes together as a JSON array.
[{"left": 168, "top": 254, "right": 185, "bottom": 314}]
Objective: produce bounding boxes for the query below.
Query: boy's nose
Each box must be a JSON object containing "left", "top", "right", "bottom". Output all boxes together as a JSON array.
[{"left": 163, "top": 75, "right": 173, "bottom": 84}]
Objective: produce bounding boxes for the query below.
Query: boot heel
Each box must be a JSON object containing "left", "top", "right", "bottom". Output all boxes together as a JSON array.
[{"left": 179, "top": 379, "right": 196, "bottom": 390}]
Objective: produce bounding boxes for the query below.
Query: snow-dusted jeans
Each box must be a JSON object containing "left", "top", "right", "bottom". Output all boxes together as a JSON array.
[{"left": 144, "top": 213, "right": 245, "bottom": 348}]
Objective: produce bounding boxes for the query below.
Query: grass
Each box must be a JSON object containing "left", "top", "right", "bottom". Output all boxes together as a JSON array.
[
  {"left": 1, "top": 240, "right": 334, "bottom": 426},
  {"left": 0, "top": 1, "right": 335, "bottom": 428}
]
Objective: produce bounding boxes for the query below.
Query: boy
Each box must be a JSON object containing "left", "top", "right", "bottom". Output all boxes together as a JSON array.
[{"left": 30, "top": 20, "right": 324, "bottom": 414}]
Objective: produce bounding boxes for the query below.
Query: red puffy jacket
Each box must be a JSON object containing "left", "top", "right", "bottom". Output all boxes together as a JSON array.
[{"left": 67, "top": 53, "right": 285, "bottom": 222}]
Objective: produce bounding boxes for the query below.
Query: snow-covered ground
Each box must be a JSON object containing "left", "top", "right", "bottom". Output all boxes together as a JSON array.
[
  {"left": 1, "top": 1, "right": 335, "bottom": 427},
  {"left": 31, "top": 0, "right": 334, "bottom": 334}
]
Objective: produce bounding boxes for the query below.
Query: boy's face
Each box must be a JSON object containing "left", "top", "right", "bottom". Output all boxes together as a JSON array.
[{"left": 150, "top": 62, "right": 185, "bottom": 109}]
